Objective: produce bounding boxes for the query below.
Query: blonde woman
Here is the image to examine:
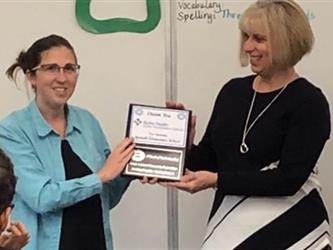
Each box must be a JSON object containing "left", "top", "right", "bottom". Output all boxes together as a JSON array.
[{"left": 165, "top": 1, "right": 331, "bottom": 249}]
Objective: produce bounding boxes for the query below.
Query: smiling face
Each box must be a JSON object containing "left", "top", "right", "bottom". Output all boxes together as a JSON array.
[
  {"left": 238, "top": 7, "right": 275, "bottom": 77},
  {"left": 239, "top": 1, "right": 314, "bottom": 77},
  {"left": 242, "top": 31, "right": 271, "bottom": 76},
  {"left": 27, "top": 46, "right": 78, "bottom": 112}
]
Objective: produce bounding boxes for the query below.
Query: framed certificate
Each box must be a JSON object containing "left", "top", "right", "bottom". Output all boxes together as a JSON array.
[{"left": 123, "top": 104, "right": 191, "bottom": 180}]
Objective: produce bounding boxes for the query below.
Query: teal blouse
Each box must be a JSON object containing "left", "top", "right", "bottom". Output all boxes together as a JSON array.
[{"left": 0, "top": 101, "right": 130, "bottom": 250}]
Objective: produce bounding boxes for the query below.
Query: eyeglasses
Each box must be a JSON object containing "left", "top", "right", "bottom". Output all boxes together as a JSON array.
[
  {"left": 32, "top": 63, "right": 80, "bottom": 75},
  {"left": 9, "top": 203, "right": 14, "bottom": 209}
]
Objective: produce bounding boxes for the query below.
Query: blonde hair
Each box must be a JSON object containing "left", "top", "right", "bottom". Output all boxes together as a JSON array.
[{"left": 239, "top": 0, "right": 314, "bottom": 70}]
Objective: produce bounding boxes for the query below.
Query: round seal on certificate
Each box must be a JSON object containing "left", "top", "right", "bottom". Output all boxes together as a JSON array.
[{"left": 132, "top": 149, "right": 146, "bottom": 162}]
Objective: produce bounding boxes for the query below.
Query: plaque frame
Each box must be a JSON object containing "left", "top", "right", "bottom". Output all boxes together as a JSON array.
[{"left": 123, "top": 104, "right": 191, "bottom": 181}]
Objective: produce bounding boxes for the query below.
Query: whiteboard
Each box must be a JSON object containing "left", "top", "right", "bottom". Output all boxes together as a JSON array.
[{"left": 0, "top": 1, "right": 332, "bottom": 249}]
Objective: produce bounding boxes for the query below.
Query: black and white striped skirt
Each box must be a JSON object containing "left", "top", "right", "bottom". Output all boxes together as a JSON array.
[{"left": 202, "top": 173, "right": 331, "bottom": 250}]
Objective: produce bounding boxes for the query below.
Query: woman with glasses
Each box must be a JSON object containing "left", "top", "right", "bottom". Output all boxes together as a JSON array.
[{"left": 0, "top": 34, "right": 134, "bottom": 250}]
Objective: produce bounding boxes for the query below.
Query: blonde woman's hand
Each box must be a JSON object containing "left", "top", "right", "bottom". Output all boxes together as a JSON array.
[
  {"left": 98, "top": 138, "right": 135, "bottom": 183},
  {"left": 160, "top": 169, "right": 217, "bottom": 194},
  {"left": 166, "top": 101, "right": 196, "bottom": 150}
]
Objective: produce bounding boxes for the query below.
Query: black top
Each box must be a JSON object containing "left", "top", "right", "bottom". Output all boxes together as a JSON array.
[
  {"left": 188, "top": 75, "right": 331, "bottom": 218},
  {"left": 59, "top": 140, "right": 106, "bottom": 250}
]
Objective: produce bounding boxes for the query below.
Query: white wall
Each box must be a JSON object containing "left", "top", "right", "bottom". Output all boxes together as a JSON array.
[{"left": 0, "top": 1, "right": 332, "bottom": 250}]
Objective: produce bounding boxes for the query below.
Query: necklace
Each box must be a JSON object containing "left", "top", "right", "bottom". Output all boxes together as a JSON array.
[{"left": 240, "top": 84, "right": 288, "bottom": 154}]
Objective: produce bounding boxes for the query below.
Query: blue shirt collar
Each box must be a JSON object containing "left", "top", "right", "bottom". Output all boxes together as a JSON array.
[{"left": 28, "top": 100, "right": 82, "bottom": 137}]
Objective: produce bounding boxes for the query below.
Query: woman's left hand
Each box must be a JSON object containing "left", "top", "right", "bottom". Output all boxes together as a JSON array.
[
  {"left": 160, "top": 169, "right": 217, "bottom": 194},
  {"left": 98, "top": 137, "right": 135, "bottom": 183}
]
